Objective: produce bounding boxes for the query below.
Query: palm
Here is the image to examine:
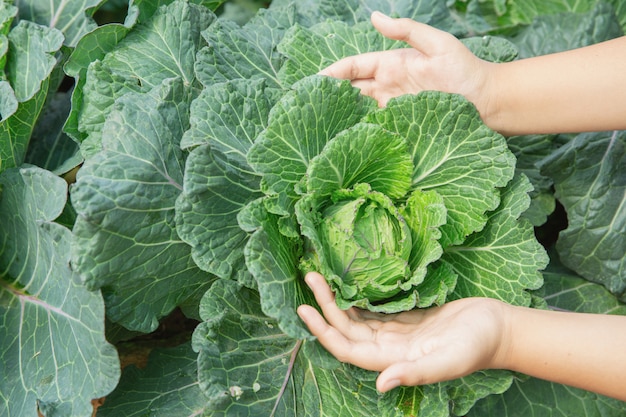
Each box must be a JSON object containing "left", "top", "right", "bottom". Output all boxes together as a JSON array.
[{"left": 297, "top": 272, "right": 506, "bottom": 392}]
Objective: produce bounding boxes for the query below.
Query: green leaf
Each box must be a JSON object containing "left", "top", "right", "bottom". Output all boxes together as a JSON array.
[
  {"left": 98, "top": 343, "right": 208, "bottom": 417},
  {"left": 507, "top": 134, "right": 558, "bottom": 226},
  {"left": 71, "top": 78, "right": 214, "bottom": 332},
  {"left": 472, "top": 379, "right": 626, "bottom": 417},
  {"left": 540, "top": 130, "right": 626, "bottom": 300},
  {"left": 193, "top": 279, "right": 302, "bottom": 415},
  {"left": 63, "top": 19, "right": 136, "bottom": 143},
  {"left": 0, "top": 2, "right": 17, "bottom": 73},
  {"left": 76, "top": 0, "right": 214, "bottom": 156},
  {"left": 248, "top": 75, "right": 376, "bottom": 215},
  {"left": 464, "top": 0, "right": 601, "bottom": 30},
  {"left": 24, "top": 91, "right": 82, "bottom": 175},
  {"left": 244, "top": 205, "right": 310, "bottom": 339},
  {"left": 507, "top": 0, "right": 605, "bottom": 27},
  {"left": 193, "top": 278, "right": 389, "bottom": 417},
  {"left": 509, "top": 3, "right": 623, "bottom": 59},
  {"left": 180, "top": 79, "right": 279, "bottom": 163},
  {"left": 176, "top": 147, "right": 262, "bottom": 287},
  {"left": 305, "top": 123, "right": 413, "bottom": 199},
  {"left": 0, "top": 165, "right": 119, "bottom": 417},
  {"left": 5, "top": 21, "right": 63, "bottom": 102},
  {"left": 277, "top": 20, "right": 406, "bottom": 86},
  {"left": 15, "top": 0, "right": 105, "bottom": 47},
  {"left": 443, "top": 174, "right": 547, "bottom": 305},
  {"left": 194, "top": 7, "right": 295, "bottom": 88},
  {"left": 401, "top": 190, "right": 451, "bottom": 307},
  {"left": 367, "top": 91, "right": 516, "bottom": 247},
  {"left": 176, "top": 79, "right": 277, "bottom": 286},
  {"left": 133, "top": 0, "right": 226, "bottom": 22},
  {"left": 539, "top": 271, "right": 626, "bottom": 315},
  {"left": 0, "top": 82, "right": 49, "bottom": 174},
  {"left": 275, "top": 0, "right": 456, "bottom": 31},
  {"left": 461, "top": 35, "right": 518, "bottom": 62},
  {"left": 0, "top": 20, "right": 63, "bottom": 173}
]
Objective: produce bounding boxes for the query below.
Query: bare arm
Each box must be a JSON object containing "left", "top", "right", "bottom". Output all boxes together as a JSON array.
[
  {"left": 320, "top": 12, "right": 626, "bottom": 136},
  {"left": 488, "top": 36, "right": 626, "bottom": 135},
  {"left": 498, "top": 305, "right": 626, "bottom": 401},
  {"left": 297, "top": 272, "right": 626, "bottom": 400}
]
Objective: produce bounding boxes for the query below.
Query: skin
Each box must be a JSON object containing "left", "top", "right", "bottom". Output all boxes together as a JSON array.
[
  {"left": 297, "top": 272, "right": 626, "bottom": 401},
  {"left": 319, "top": 11, "right": 626, "bottom": 136},
  {"left": 299, "top": 12, "right": 626, "bottom": 400}
]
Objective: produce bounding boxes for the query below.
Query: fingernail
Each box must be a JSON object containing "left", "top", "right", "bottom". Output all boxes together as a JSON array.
[
  {"left": 304, "top": 272, "right": 315, "bottom": 287},
  {"left": 372, "top": 11, "right": 391, "bottom": 20},
  {"left": 384, "top": 379, "right": 401, "bottom": 392}
]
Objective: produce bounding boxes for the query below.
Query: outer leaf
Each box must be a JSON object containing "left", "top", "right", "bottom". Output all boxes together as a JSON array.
[
  {"left": 176, "top": 147, "right": 262, "bottom": 287},
  {"left": 193, "top": 279, "right": 301, "bottom": 415},
  {"left": 180, "top": 78, "right": 279, "bottom": 163},
  {"left": 193, "top": 278, "right": 390, "bottom": 417},
  {"left": 15, "top": 0, "right": 105, "bottom": 47},
  {"left": 538, "top": 271, "right": 626, "bottom": 315},
  {"left": 317, "top": 0, "right": 459, "bottom": 32},
  {"left": 4, "top": 21, "right": 63, "bottom": 103},
  {"left": 443, "top": 174, "right": 547, "bottom": 305},
  {"left": 460, "top": 35, "right": 518, "bottom": 62},
  {"left": 247, "top": 75, "right": 376, "bottom": 215},
  {"left": 0, "top": 82, "right": 49, "bottom": 174},
  {"left": 176, "top": 79, "right": 277, "bottom": 285},
  {"left": 0, "top": 21, "right": 63, "bottom": 173},
  {"left": 97, "top": 343, "right": 208, "bottom": 417},
  {"left": 243, "top": 205, "right": 310, "bottom": 339},
  {"left": 509, "top": 3, "right": 623, "bottom": 59},
  {"left": 540, "top": 130, "right": 626, "bottom": 300},
  {"left": 507, "top": 0, "right": 607, "bottom": 27},
  {"left": 24, "top": 91, "right": 82, "bottom": 175},
  {"left": 71, "top": 78, "right": 214, "bottom": 332},
  {"left": 277, "top": 20, "right": 406, "bottom": 86},
  {"left": 0, "top": 166, "right": 119, "bottom": 417},
  {"left": 366, "top": 91, "right": 516, "bottom": 247},
  {"left": 470, "top": 272, "right": 626, "bottom": 416},
  {"left": 194, "top": 7, "right": 295, "bottom": 88},
  {"left": 63, "top": 19, "right": 136, "bottom": 143},
  {"left": 132, "top": 0, "right": 226, "bottom": 22},
  {"left": 507, "top": 134, "right": 557, "bottom": 226},
  {"left": 270, "top": 0, "right": 454, "bottom": 31},
  {"left": 76, "top": 0, "right": 214, "bottom": 156}
]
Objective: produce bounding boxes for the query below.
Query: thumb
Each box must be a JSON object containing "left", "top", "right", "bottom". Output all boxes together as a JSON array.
[
  {"left": 370, "top": 11, "right": 455, "bottom": 57},
  {"left": 376, "top": 351, "right": 472, "bottom": 392}
]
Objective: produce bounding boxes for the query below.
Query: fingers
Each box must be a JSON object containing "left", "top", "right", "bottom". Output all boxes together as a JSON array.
[
  {"left": 301, "top": 272, "right": 355, "bottom": 330},
  {"left": 370, "top": 11, "right": 455, "bottom": 57},
  {"left": 318, "top": 51, "right": 383, "bottom": 81}
]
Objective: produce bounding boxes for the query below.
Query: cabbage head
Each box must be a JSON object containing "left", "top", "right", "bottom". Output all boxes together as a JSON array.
[{"left": 241, "top": 75, "right": 546, "bottom": 320}]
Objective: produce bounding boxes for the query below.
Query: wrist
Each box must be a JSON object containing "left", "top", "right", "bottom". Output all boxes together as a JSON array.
[
  {"left": 474, "top": 61, "right": 504, "bottom": 135},
  {"left": 489, "top": 300, "right": 516, "bottom": 371}
]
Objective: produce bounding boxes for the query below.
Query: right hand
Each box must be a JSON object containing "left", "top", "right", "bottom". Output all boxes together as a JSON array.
[
  {"left": 297, "top": 272, "right": 510, "bottom": 393},
  {"left": 319, "top": 11, "right": 496, "bottom": 118}
]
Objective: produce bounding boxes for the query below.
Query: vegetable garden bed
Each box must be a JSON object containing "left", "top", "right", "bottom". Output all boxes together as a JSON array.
[{"left": 1, "top": 0, "right": 625, "bottom": 416}]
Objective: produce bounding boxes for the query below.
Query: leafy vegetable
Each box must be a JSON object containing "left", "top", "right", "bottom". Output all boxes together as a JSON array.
[
  {"left": 182, "top": 35, "right": 545, "bottom": 417},
  {"left": 0, "top": 166, "right": 119, "bottom": 416},
  {"left": 540, "top": 131, "right": 626, "bottom": 301}
]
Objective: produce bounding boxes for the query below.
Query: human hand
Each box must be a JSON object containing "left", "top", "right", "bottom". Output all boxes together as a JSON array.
[
  {"left": 319, "top": 12, "right": 495, "bottom": 117},
  {"left": 297, "top": 272, "right": 510, "bottom": 392}
]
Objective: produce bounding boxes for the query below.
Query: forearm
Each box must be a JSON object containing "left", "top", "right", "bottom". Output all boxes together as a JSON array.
[
  {"left": 494, "top": 305, "right": 626, "bottom": 401},
  {"left": 483, "top": 36, "right": 626, "bottom": 136}
]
